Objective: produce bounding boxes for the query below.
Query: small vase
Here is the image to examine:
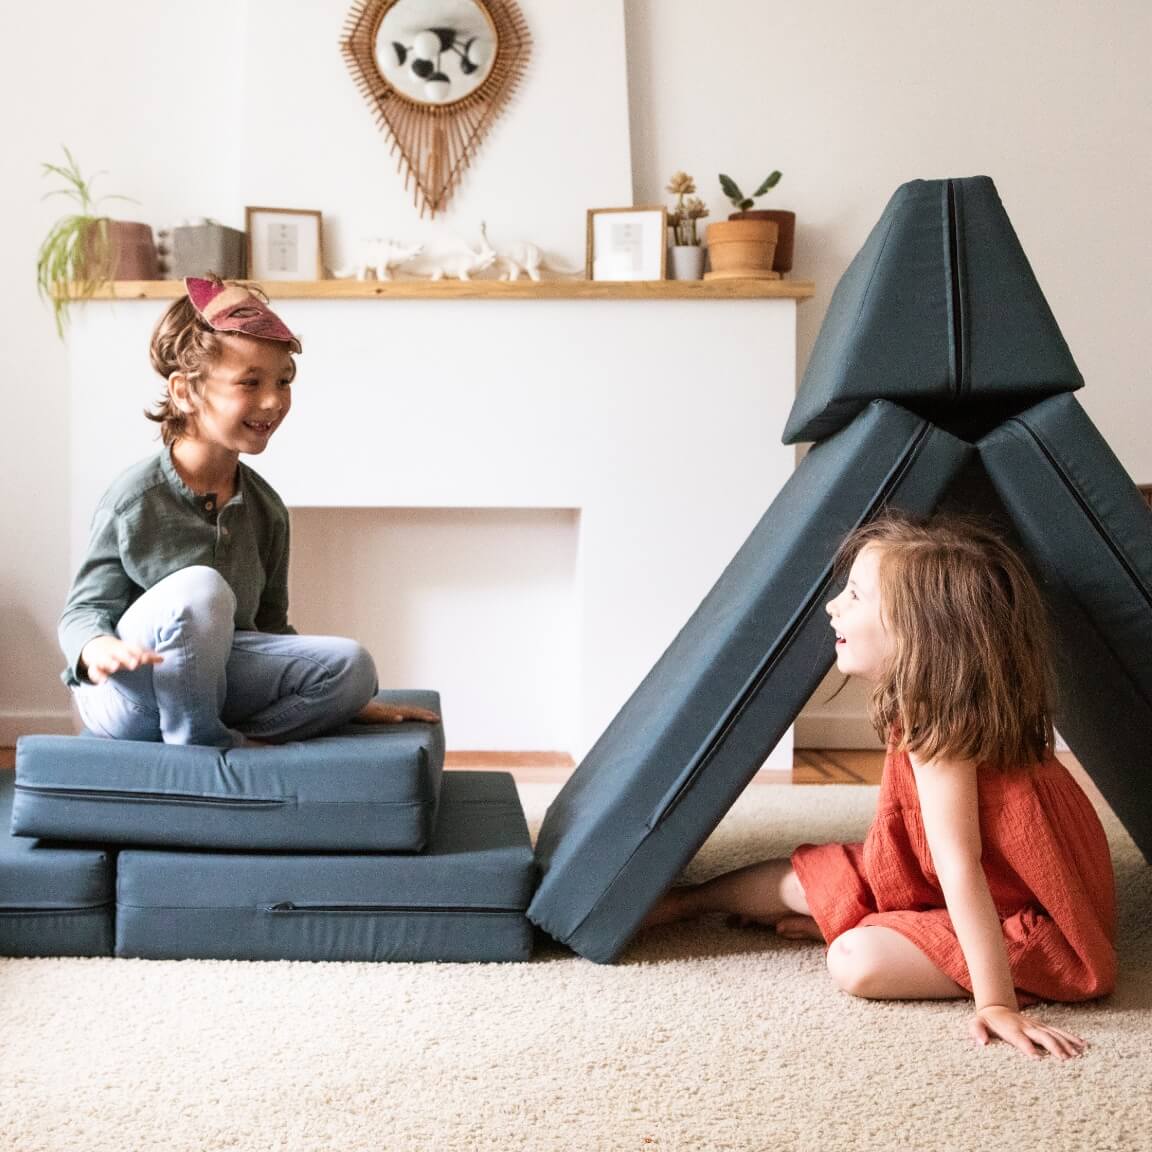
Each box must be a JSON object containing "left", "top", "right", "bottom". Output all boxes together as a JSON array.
[{"left": 668, "top": 245, "right": 705, "bottom": 281}]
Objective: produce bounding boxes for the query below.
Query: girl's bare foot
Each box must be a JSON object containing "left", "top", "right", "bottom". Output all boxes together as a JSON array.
[
  {"left": 773, "top": 914, "right": 823, "bottom": 941},
  {"left": 724, "top": 912, "right": 822, "bottom": 939},
  {"left": 641, "top": 887, "right": 697, "bottom": 929}
]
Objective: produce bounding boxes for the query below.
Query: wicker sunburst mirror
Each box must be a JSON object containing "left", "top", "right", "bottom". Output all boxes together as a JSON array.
[{"left": 342, "top": 0, "right": 530, "bottom": 217}]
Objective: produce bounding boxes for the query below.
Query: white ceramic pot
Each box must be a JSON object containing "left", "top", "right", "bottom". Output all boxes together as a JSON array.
[{"left": 668, "top": 245, "right": 705, "bottom": 281}]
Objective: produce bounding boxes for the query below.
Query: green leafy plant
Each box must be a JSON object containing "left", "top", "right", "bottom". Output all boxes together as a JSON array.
[
  {"left": 719, "top": 171, "right": 782, "bottom": 212},
  {"left": 36, "top": 146, "right": 136, "bottom": 337}
]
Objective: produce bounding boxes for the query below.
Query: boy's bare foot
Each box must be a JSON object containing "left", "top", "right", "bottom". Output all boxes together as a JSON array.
[
  {"left": 233, "top": 735, "right": 270, "bottom": 748},
  {"left": 356, "top": 702, "right": 441, "bottom": 725}
]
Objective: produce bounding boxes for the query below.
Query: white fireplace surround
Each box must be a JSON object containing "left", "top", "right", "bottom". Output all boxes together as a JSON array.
[{"left": 69, "top": 290, "right": 802, "bottom": 767}]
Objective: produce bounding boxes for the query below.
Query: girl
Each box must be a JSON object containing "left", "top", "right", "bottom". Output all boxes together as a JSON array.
[
  {"left": 59, "top": 276, "right": 438, "bottom": 748},
  {"left": 647, "top": 513, "right": 1116, "bottom": 1060}
]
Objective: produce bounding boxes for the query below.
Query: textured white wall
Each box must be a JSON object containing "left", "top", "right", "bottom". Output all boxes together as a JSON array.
[
  {"left": 625, "top": 0, "right": 1151, "bottom": 479},
  {"left": 2, "top": 0, "right": 1149, "bottom": 745}
]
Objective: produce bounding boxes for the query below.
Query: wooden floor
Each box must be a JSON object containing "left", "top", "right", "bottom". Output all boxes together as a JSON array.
[{"left": 440, "top": 748, "right": 885, "bottom": 785}]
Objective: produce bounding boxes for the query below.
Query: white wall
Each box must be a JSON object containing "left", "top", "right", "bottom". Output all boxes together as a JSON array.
[
  {"left": 0, "top": 0, "right": 630, "bottom": 741},
  {"left": 624, "top": 0, "right": 1151, "bottom": 746},
  {"left": 625, "top": 0, "right": 1151, "bottom": 479},
  {"left": 2, "top": 0, "right": 1149, "bottom": 744}
]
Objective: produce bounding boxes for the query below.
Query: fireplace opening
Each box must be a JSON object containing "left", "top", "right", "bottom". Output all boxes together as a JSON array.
[{"left": 288, "top": 507, "right": 580, "bottom": 752}]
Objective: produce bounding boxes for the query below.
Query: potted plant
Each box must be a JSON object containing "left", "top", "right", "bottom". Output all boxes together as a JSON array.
[
  {"left": 36, "top": 147, "right": 159, "bottom": 336},
  {"left": 718, "top": 171, "right": 795, "bottom": 274},
  {"left": 664, "top": 171, "right": 710, "bottom": 280}
]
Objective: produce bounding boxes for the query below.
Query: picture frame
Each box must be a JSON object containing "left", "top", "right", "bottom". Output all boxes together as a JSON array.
[
  {"left": 245, "top": 207, "right": 324, "bottom": 281},
  {"left": 585, "top": 206, "right": 668, "bottom": 282}
]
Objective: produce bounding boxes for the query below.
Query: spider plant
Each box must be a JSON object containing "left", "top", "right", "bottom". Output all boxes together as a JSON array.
[{"left": 36, "top": 147, "right": 136, "bottom": 337}]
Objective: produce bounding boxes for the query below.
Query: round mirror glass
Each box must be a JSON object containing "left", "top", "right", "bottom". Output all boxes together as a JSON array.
[{"left": 376, "top": 0, "right": 498, "bottom": 105}]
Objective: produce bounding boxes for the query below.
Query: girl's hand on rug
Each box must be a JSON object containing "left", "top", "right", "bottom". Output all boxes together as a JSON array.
[
  {"left": 970, "top": 1006, "right": 1087, "bottom": 1061},
  {"left": 355, "top": 702, "right": 441, "bottom": 725},
  {"left": 80, "top": 636, "right": 163, "bottom": 685}
]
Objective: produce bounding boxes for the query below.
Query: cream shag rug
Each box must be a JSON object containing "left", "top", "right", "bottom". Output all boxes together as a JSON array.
[{"left": 2, "top": 782, "right": 1148, "bottom": 1152}]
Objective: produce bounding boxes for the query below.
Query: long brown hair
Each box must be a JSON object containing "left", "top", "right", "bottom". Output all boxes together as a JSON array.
[{"left": 836, "top": 512, "right": 1054, "bottom": 769}]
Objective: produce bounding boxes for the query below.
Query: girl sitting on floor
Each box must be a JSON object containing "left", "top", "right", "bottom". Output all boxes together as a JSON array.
[{"left": 646, "top": 513, "right": 1116, "bottom": 1061}]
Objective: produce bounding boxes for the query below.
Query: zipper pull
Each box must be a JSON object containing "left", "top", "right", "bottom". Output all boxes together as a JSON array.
[{"left": 267, "top": 901, "right": 296, "bottom": 912}]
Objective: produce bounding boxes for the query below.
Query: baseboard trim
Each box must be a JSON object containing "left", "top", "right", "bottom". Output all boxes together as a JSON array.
[{"left": 0, "top": 710, "right": 77, "bottom": 745}]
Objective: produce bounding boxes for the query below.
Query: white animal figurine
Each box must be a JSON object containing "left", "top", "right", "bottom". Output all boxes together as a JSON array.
[
  {"left": 334, "top": 238, "right": 424, "bottom": 281},
  {"left": 426, "top": 223, "right": 497, "bottom": 281},
  {"left": 498, "top": 240, "right": 581, "bottom": 282}
]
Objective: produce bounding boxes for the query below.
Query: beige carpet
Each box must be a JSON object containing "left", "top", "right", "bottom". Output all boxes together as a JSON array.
[{"left": 1, "top": 782, "right": 1148, "bottom": 1152}]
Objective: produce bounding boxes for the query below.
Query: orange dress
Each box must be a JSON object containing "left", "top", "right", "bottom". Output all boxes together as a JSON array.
[{"left": 791, "top": 745, "right": 1116, "bottom": 1004}]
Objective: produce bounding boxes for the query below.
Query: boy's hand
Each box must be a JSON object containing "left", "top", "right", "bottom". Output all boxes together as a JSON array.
[
  {"left": 79, "top": 636, "right": 164, "bottom": 685},
  {"left": 355, "top": 701, "right": 441, "bottom": 725},
  {"left": 971, "top": 1005, "right": 1087, "bottom": 1061}
]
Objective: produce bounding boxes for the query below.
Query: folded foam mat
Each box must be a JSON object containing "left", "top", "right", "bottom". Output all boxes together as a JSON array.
[
  {"left": 0, "top": 772, "right": 114, "bottom": 957},
  {"left": 528, "top": 400, "right": 972, "bottom": 962},
  {"left": 115, "top": 771, "right": 536, "bottom": 962},
  {"left": 13, "top": 691, "right": 444, "bottom": 852},
  {"left": 979, "top": 393, "right": 1152, "bottom": 861},
  {"left": 782, "top": 176, "right": 1082, "bottom": 445}
]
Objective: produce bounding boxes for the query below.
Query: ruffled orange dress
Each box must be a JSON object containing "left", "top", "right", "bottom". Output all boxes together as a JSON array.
[{"left": 791, "top": 745, "right": 1116, "bottom": 1004}]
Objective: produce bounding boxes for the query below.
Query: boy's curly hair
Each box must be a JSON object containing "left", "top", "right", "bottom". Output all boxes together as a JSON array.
[
  {"left": 145, "top": 277, "right": 297, "bottom": 445},
  {"left": 836, "top": 512, "right": 1055, "bottom": 770}
]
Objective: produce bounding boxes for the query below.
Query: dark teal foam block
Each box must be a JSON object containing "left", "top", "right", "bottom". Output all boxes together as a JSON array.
[
  {"left": 0, "top": 772, "right": 114, "bottom": 957},
  {"left": 783, "top": 176, "right": 1082, "bottom": 445},
  {"left": 979, "top": 393, "right": 1152, "bottom": 861},
  {"left": 13, "top": 690, "right": 445, "bottom": 852},
  {"left": 115, "top": 772, "right": 536, "bottom": 963},
  {"left": 529, "top": 400, "right": 972, "bottom": 963}
]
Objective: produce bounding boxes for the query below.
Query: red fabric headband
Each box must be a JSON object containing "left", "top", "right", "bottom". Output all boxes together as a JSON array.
[{"left": 185, "top": 277, "right": 302, "bottom": 354}]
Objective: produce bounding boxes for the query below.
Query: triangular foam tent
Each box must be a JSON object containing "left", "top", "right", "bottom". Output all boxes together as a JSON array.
[
  {"left": 529, "top": 176, "right": 1151, "bottom": 962},
  {"left": 782, "top": 176, "right": 1083, "bottom": 445}
]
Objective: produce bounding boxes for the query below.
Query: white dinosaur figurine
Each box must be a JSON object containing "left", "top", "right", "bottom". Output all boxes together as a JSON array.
[
  {"left": 498, "top": 240, "right": 582, "bottom": 282},
  {"left": 334, "top": 238, "right": 424, "bottom": 281},
  {"left": 425, "top": 223, "right": 497, "bottom": 281}
]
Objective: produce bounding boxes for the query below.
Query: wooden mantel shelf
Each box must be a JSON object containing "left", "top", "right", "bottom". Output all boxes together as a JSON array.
[{"left": 77, "top": 278, "right": 815, "bottom": 302}]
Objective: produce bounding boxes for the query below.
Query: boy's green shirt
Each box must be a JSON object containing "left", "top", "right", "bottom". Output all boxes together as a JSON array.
[{"left": 59, "top": 447, "right": 295, "bottom": 686}]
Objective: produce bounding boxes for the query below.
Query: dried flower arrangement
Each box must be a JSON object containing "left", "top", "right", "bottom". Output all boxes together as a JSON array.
[{"left": 665, "top": 171, "right": 710, "bottom": 247}]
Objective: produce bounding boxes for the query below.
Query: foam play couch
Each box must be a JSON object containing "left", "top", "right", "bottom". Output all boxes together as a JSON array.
[{"left": 7, "top": 176, "right": 1148, "bottom": 964}]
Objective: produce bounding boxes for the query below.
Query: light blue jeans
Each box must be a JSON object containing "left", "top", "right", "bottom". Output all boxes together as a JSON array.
[{"left": 74, "top": 566, "right": 378, "bottom": 748}]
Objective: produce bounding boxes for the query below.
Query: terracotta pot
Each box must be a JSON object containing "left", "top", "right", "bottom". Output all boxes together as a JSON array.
[
  {"left": 730, "top": 209, "right": 795, "bottom": 273},
  {"left": 705, "top": 218, "right": 778, "bottom": 279},
  {"left": 80, "top": 219, "right": 160, "bottom": 281}
]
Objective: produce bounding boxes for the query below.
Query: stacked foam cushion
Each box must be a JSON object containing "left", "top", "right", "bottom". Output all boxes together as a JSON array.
[{"left": 6, "top": 691, "right": 537, "bottom": 961}]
